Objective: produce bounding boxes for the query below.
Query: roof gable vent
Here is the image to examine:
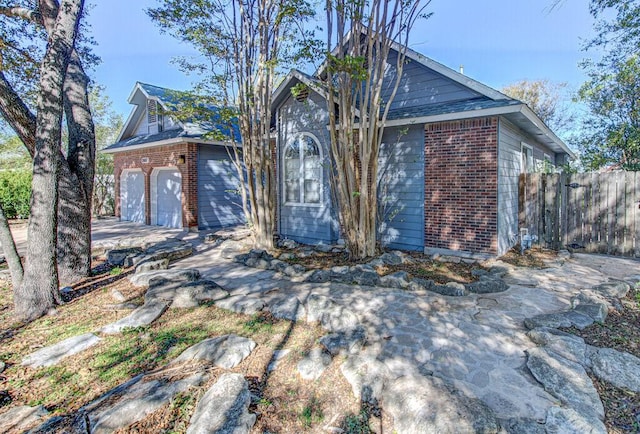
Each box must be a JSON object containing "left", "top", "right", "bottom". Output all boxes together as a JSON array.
[{"left": 147, "top": 100, "right": 158, "bottom": 124}]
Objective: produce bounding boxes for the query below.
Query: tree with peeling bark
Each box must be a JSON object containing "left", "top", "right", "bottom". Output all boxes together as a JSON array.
[
  {"left": 0, "top": 0, "right": 87, "bottom": 321},
  {"left": 0, "top": 0, "right": 96, "bottom": 287},
  {"left": 148, "top": 0, "right": 316, "bottom": 251},
  {"left": 324, "top": 0, "right": 426, "bottom": 259}
]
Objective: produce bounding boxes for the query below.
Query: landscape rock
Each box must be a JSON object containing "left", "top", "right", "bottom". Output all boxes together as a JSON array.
[
  {"left": 319, "top": 328, "right": 366, "bottom": 356},
  {"left": 572, "top": 303, "right": 608, "bottom": 323},
  {"left": 129, "top": 268, "right": 201, "bottom": 287},
  {"left": 592, "top": 280, "right": 631, "bottom": 298},
  {"left": 526, "top": 328, "right": 589, "bottom": 366},
  {"left": 126, "top": 240, "right": 193, "bottom": 267},
  {"left": 429, "top": 282, "right": 468, "bottom": 297},
  {"left": 408, "top": 277, "right": 434, "bottom": 292},
  {"left": 279, "top": 238, "right": 298, "bottom": 249},
  {"left": 526, "top": 347, "right": 604, "bottom": 420},
  {"left": 106, "top": 247, "right": 143, "bottom": 266},
  {"left": 99, "top": 301, "right": 169, "bottom": 334},
  {"left": 589, "top": 347, "right": 640, "bottom": 392},
  {"left": 544, "top": 406, "right": 606, "bottom": 434},
  {"left": 379, "top": 271, "right": 410, "bottom": 289},
  {"left": 305, "top": 269, "right": 331, "bottom": 283},
  {"left": 348, "top": 265, "right": 380, "bottom": 286},
  {"left": 280, "top": 264, "right": 307, "bottom": 277},
  {"left": 382, "top": 375, "right": 500, "bottom": 434},
  {"left": 215, "top": 295, "right": 266, "bottom": 314},
  {"left": 86, "top": 372, "right": 207, "bottom": 434},
  {"left": 524, "top": 310, "right": 594, "bottom": 330},
  {"left": 466, "top": 276, "right": 509, "bottom": 294},
  {"left": 297, "top": 348, "right": 332, "bottom": 380},
  {"left": 145, "top": 279, "right": 229, "bottom": 308},
  {"left": 0, "top": 405, "right": 48, "bottom": 433},
  {"left": 110, "top": 288, "right": 126, "bottom": 302},
  {"left": 22, "top": 333, "right": 101, "bottom": 368},
  {"left": 0, "top": 360, "right": 5, "bottom": 373},
  {"left": 135, "top": 258, "right": 169, "bottom": 274},
  {"left": 173, "top": 334, "right": 256, "bottom": 368},
  {"left": 500, "top": 418, "right": 545, "bottom": 434},
  {"left": 269, "top": 297, "right": 306, "bottom": 321},
  {"left": 315, "top": 242, "right": 332, "bottom": 253},
  {"left": 186, "top": 373, "right": 255, "bottom": 434},
  {"left": 278, "top": 252, "right": 296, "bottom": 260},
  {"left": 379, "top": 252, "right": 403, "bottom": 265}
]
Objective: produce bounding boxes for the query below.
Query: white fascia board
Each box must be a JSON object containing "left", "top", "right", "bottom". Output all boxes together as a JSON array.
[
  {"left": 382, "top": 104, "right": 524, "bottom": 128},
  {"left": 116, "top": 106, "right": 138, "bottom": 143},
  {"left": 101, "top": 138, "right": 233, "bottom": 154},
  {"left": 520, "top": 105, "right": 576, "bottom": 159}
]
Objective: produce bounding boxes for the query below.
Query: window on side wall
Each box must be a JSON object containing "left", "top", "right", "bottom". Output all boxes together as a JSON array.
[
  {"left": 284, "top": 134, "right": 322, "bottom": 205},
  {"left": 521, "top": 143, "right": 533, "bottom": 173}
]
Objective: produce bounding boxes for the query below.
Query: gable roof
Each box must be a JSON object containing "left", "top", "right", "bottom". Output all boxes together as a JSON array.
[
  {"left": 275, "top": 40, "right": 573, "bottom": 157},
  {"left": 104, "top": 82, "right": 240, "bottom": 154}
]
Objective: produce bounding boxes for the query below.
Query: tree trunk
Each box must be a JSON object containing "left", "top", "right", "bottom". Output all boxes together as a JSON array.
[
  {"left": 14, "top": 0, "right": 84, "bottom": 322},
  {"left": 0, "top": 203, "right": 23, "bottom": 289},
  {"left": 0, "top": 2, "right": 95, "bottom": 286}
]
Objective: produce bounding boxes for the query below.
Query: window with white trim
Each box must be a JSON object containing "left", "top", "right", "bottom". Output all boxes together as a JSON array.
[
  {"left": 521, "top": 143, "right": 533, "bottom": 173},
  {"left": 284, "top": 134, "right": 322, "bottom": 204}
]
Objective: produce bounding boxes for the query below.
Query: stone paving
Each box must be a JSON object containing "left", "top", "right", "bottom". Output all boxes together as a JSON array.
[
  {"left": 6, "top": 221, "right": 640, "bottom": 433},
  {"left": 173, "top": 230, "right": 640, "bottom": 430}
]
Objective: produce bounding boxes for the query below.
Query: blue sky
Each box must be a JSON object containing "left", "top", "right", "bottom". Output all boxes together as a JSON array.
[{"left": 88, "top": 0, "right": 597, "bottom": 119}]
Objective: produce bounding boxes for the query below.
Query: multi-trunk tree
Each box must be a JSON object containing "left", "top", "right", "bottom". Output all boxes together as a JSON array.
[
  {"left": 569, "top": 0, "right": 640, "bottom": 170},
  {"left": 148, "top": 0, "right": 316, "bottom": 251},
  {"left": 324, "top": 0, "right": 425, "bottom": 259},
  {"left": 0, "top": 0, "right": 93, "bottom": 320}
]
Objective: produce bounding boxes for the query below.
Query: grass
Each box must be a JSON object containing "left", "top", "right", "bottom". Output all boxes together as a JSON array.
[{"left": 0, "top": 262, "right": 363, "bottom": 433}]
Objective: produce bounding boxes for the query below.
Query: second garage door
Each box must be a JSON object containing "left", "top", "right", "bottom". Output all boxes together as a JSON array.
[{"left": 153, "top": 168, "right": 182, "bottom": 228}]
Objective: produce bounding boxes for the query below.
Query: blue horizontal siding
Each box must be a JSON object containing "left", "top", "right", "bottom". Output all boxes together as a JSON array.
[{"left": 377, "top": 124, "right": 425, "bottom": 251}]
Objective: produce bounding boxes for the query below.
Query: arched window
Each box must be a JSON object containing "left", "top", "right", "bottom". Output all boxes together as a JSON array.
[{"left": 284, "top": 134, "right": 322, "bottom": 204}]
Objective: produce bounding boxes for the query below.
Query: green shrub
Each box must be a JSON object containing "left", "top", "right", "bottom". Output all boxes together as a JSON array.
[{"left": 0, "top": 169, "right": 32, "bottom": 219}]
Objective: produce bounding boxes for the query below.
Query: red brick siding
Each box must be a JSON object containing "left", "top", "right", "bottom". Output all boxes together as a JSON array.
[
  {"left": 113, "top": 143, "right": 199, "bottom": 229},
  {"left": 424, "top": 117, "right": 498, "bottom": 254}
]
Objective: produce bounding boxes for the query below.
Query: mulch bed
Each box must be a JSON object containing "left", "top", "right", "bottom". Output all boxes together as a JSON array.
[
  {"left": 562, "top": 288, "right": 640, "bottom": 433},
  {"left": 279, "top": 248, "right": 482, "bottom": 284}
]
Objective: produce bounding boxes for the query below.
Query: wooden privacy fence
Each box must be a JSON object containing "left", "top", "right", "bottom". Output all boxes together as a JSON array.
[{"left": 519, "top": 172, "right": 640, "bottom": 257}]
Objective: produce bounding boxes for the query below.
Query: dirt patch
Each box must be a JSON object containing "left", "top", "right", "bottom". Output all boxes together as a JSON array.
[
  {"left": 499, "top": 246, "right": 557, "bottom": 268},
  {"left": 562, "top": 288, "right": 640, "bottom": 433}
]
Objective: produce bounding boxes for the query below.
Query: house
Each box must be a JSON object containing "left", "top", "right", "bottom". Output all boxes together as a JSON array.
[
  {"left": 103, "top": 82, "right": 245, "bottom": 231},
  {"left": 271, "top": 45, "right": 574, "bottom": 257}
]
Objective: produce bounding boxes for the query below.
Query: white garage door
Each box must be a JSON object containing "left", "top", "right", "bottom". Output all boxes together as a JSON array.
[
  {"left": 154, "top": 169, "right": 182, "bottom": 228},
  {"left": 120, "top": 170, "right": 145, "bottom": 223}
]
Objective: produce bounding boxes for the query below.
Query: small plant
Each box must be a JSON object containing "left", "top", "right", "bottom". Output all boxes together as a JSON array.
[
  {"left": 109, "top": 266, "right": 123, "bottom": 276},
  {"left": 299, "top": 397, "right": 324, "bottom": 428},
  {"left": 242, "top": 312, "right": 274, "bottom": 334},
  {"left": 343, "top": 410, "right": 372, "bottom": 434}
]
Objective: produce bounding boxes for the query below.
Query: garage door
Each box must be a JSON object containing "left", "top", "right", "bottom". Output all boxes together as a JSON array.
[
  {"left": 154, "top": 168, "right": 182, "bottom": 228},
  {"left": 120, "top": 170, "right": 145, "bottom": 223},
  {"left": 198, "top": 145, "right": 245, "bottom": 229}
]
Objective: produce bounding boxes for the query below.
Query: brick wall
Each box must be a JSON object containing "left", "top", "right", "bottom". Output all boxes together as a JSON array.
[
  {"left": 424, "top": 117, "right": 498, "bottom": 254},
  {"left": 113, "top": 142, "right": 199, "bottom": 229}
]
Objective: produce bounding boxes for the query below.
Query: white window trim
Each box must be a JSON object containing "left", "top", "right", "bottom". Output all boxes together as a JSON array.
[
  {"left": 283, "top": 132, "right": 324, "bottom": 208},
  {"left": 120, "top": 168, "right": 145, "bottom": 223},
  {"left": 521, "top": 142, "right": 534, "bottom": 174},
  {"left": 150, "top": 167, "right": 183, "bottom": 226}
]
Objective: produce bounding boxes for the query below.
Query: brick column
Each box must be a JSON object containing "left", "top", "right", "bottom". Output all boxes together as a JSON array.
[{"left": 424, "top": 117, "right": 498, "bottom": 254}]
